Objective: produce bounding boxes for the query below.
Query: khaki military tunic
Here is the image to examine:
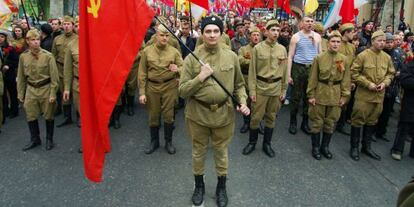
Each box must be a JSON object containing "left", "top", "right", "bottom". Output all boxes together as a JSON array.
[
  {"left": 238, "top": 43, "right": 254, "bottom": 88},
  {"left": 146, "top": 35, "right": 182, "bottom": 54},
  {"left": 321, "top": 38, "right": 328, "bottom": 53},
  {"left": 248, "top": 40, "right": 288, "bottom": 129},
  {"left": 195, "top": 33, "right": 231, "bottom": 49},
  {"left": 138, "top": 43, "right": 183, "bottom": 127},
  {"left": 126, "top": 43, "right": 145, "bottom": 96},
  {"left": 17, "top": 49, "right": 59, "bottom": 121},
  {"left": 339, "top": 40, "right": 356, "bottom": 59},
  {"left": 307, "top": 51, "right": 351, "bottom": 133},
  {"left": 51, "top": 32, "right": 78, "bottom": 104},
  {"left": 351, "top": 48, "right": 395, "bottom": 127},
  {"left": 63, "top": 37, "right": 79, "bottom": 112},
  {"left": 179, "top": 44, "right": 247, "bottom": 176}
]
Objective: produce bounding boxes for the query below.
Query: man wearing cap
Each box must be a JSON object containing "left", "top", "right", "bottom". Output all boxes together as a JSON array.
[
  {"left": 179, "top": 15, "right": 249, "bottom": 207},
  {"left": 314, "top": 22, "right": 327, "bottom": 52},
  {"left": 357, "top": 20, "right": 374, "bottom": 54},
  {"left": 287, "top": 16, "right": 322, "bottom": 135},
  {"left": 349, "top": 30, "right": 395, "bottom": 161},
  {"left": 336, "top": 23, "right": 356, "bottom": 135},
  {"left": 307, "top": 31, "right": 351, "bottom": 160},
  {"left": 138, "top": 24, "right": 183, "bottom": 155},
  {"left": 17, "top": 29, "right": 59, "bottom": 151},
  {"left": 238, "top": 27, "right": 262, "bottom": 134},
  {"left": 242, "top": 20, "right": 287, "bottom": 157},
  {"left": 230, "top": 21, "right": 248, "bottom": 54},
  {"left": 374, "top": 33, "right": 403, "bottom": 142},
  {"left": 195, "top": 21, "right": 231, "bottom": 49},
  {"left": 146, "top": 17, "right": 182, "bottom": 54},
  {"left": 52, "top": 15, "right": 78, "bottom": 127}
]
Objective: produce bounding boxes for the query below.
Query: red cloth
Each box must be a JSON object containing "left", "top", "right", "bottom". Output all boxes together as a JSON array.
[
  {"left": 278, "top": 0, "right": 291, "bottom": 14},
  {"left": 339, "top": 0, "right": 355, "bottom": 24},
  {"left": 190, "top": 0, "right": 209, "bottom": 10},
  {"left": 79, "top": 0, "right": 154, "bottom": 182}
]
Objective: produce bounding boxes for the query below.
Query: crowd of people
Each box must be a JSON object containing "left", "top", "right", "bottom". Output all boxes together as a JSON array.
[{"left": 1, "top": 12, "right": 414, "bottom": 207}]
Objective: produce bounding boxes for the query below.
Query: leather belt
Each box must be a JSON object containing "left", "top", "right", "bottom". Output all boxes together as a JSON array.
[
  {"left": 256, "top": 76, "right": 281, "bottom": 83},
  {"left": 241, "top": 67, "right": 249, "bottom": 75},
  {"left": 318, "top": 79, "right": 341, "bottom": 85},
  {"left": 194, "top": 98, "right": 227, "bottom": 112},
  {"left": 27, "top": 78, "right": 51, "bottom": 88},
  {"left": 293, "top": 62, "right": 311, "bottom": 68},
  {"left": 148, "top": 77, "right": 175, "bottom": 84}
]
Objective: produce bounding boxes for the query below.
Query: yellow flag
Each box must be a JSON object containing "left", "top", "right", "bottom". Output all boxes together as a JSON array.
[{"left": 304, "top": 0, "right": 319, "bottom": 16}]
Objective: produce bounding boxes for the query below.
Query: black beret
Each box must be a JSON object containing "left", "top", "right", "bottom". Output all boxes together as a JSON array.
[
  {"left": 201, "top": 16, "right": 223, "bottom": 34},
  {"left": 40, "top": 23, "right": 53, "bottom": 36}
]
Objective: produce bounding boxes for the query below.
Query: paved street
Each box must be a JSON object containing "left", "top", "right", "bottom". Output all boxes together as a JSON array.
[{"left": 0, "top": 103, "right": 412, "bottom": 207}]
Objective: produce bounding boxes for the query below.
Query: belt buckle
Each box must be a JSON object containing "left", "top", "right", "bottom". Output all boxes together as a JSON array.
[
  {"left": 210, "top": 104, "right": 219, "bottom": 112},
  {"left": 267, "top": 79, "right": 272, "bottom": 83}
]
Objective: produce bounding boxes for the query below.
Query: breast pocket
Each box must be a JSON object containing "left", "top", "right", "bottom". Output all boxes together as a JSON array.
[
  {"left": 318, "top": 66, "right": 331, "bottom": 81},
  {"left": 362, "top": 64, "right": 376, "bottom": 81}
]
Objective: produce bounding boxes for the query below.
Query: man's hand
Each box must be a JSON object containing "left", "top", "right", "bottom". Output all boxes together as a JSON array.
[
  {"left": 197, "top": 64, "right": 214, "bottom": 82},
  {"left": 237, "top": 104, "right": 250, "bottom": 116},
  {"left": 351, "top": 83, "right": 356, "bottom": 91},
  {"left": 169, "top": 63, "right": 178, "bottom": 72},
  {"left": 288, "top": 76, "right": 294, "bottom": 85},
  {"left": 308, "top": 98, "right": 316, "bottom": 106},
  {"left": 376, "top": 83, "right": 386, "bottom": 91},
  {"left": 63, "top": 90, "right": 70, "bottom": 102},
  {"left": 2, "top": 65, "right": 9, "bottom": 71},
  {"left": 139, "top": 95, "right": 147, "bottom": 105},
  {"left": 18, "top": 98, "right": 24, "bottom": 103},
  {"left": 339, "top": 97, "right": 346, "bottom": 107},
  {"left": 250, "top": 95, "right": 256, "bottom": 103},
  {"left": 49, "top": 96, "right": 56, "bottom": 103},
  {"left": 279, "top": 95, "right": 285, "bottom": 102},
  {"left": 368, "top": 83, "right": 377, "bottom": 91}
]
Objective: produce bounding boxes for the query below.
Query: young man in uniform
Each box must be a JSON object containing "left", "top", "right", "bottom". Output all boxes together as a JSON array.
[
  {"left": 349, "top": 30, "right": 395, "bottom": 161},
  {"left": 17, "top": 29, "right": 59, "bottom": 151},
  {"left": 138, "top": 24, "right": 183, "bottom": 155},
  {"left": 179, "top": 16, "right": 249, "bottom": 207},
  {"left": 242, "top": 20, "right": 288, "bottom": 157},
  {"left": 307, "top": 31, "right": 351, "bottom": 160}
]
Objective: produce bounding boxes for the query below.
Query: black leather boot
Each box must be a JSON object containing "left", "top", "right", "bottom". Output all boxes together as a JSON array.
[
  {"left": 242, "top": 128, "right": 258, "bottom": 155},
  {"left": 301, "top": 115, "right": 311, "bottom": 135},
  {"left": 258, "top": 122, "right": 264, "bottom": 134},
  {"left": 311, "top": 133, "right": 322, "bottom": 160},
  {"left": 240, "top": 115, "right": 250, "bottom": 133},
  {"left": 350, "top": 126, "right": 361, "bottom": 161},
  {"left": 263, "top": 127, "right": 275, "bottom": 157},
  {"left": 164, "top": 123, "right": 176, "bottom": 154},
  {"left": 113, "top": 106, "right": 122, "bottom": 129},
  {"left": 45, "top": 120, "right": 54, "bottom": 151},
  {"left": 57, "top": 105, "right": 73, "bottom": 127},
  {"left": 145, "top": 127, "right": 160, "bottom": 154},
  {"left": 336, "top": 111, "right": 350, "bottom": 135},
  {"left": 361, "top": 125, "right": 381, "bottom": 160},
  {"left": 216, "top": 176, "right": 228, "bottom": 207},
  {"left": 320, "top": 132, "right": 333, "bottom": 159},
  {"left": 192, "top": 175, "right": 205, "bottom": 206},
  {"left": 76, "top": 112, "right": 81, "bottom": 128},
  {"left": 288, "top": 113, "right": 297, "bottom": 134},
  {"left": 55, "top": 91, "right": 62, "bottom": 116},
  {"left": 127, "top": 95, "right": 135, "bottom": 116},
  {"left": 22, "top": 120, "right": 41, "bottom": 151}
]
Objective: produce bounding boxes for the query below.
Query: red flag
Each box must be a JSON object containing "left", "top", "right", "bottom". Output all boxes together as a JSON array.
[
  {"left": 80, "top": 0, "right": 154, "bottom": 182},
  {"left": 190, "top": 0, "right": 209, "bottom": 10},
  {"left": 278, "top": 0, "right": 291, "bottom": 14},
  {"left": 340, "top": 0, "right": 355, "bottom": 23}
]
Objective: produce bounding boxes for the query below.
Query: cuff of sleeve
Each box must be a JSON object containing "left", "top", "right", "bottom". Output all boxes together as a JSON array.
[{"left": 139, "top": 89, "right": 146, "bottom": 96}]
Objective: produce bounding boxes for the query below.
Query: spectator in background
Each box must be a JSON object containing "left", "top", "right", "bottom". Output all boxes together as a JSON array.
[
  {"left": 11, "top": 26, "right": 27, "bottom": 54},
  {"left": 40, "top": 24, "right": 53, "bottom": 52},
  {"left": 50, "top": 18, "right": 62, "bottom": 40}
]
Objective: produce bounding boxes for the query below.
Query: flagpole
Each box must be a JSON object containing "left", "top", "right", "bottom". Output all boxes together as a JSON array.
[
  {"left": 175, "top": 0, "right": 178, "bottom": 28},
  {"left": 154, "top": 16, "right": 242, "bottom": 107},
  {"left": 189, "top": 1, "right": 193, "bottom": 36},
  {"left": 20, "top": 0, "right": 31, "bottom": 30},
  {"left": 28, "top": 0, "right": 39, "bottom": 25}
]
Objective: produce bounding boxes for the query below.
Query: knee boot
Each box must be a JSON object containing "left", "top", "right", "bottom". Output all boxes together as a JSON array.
[
  {"left": 192, "top": 175, "right": 205, "bottom": 206},
  {"left": 263, "top": 127, "right": 275, "bottom": 157},
  {"left": 301, "top": 114, "right": 311, "bottom": 135},
  {"left": 242, "top": 128, "right": 258, "bottom": 155},
  {"left": 361, "top": 125, "right": 381, "bottom": 160},
  {"left": 320, "top": 132, "right": 333, "bottom": 159},
  {"left": 336, "top": 111, "right": 350, "bottom": 135},
  {"left": 145, "top": 127, "right": 160, "bottom": 154},
  {"left": 350, "top": 126, "right": 361, "bottom": 161},
  {"left": 57, "top": 105, "right": 73, "bottom": 127},
  {"left": 45, "top": 120, "right": 54, "bottom": 150},
  {"left": 289, "top": 113, "right": 297, "bottom": 134},
  {"left": 127, "top": 95, "right": 135, "bottom": 116},
  {"left": 113, "top": 106, "right": 122, "bottom": 129},
  {"left": 164, "top": 123, "right": 176, "bottom": 154},
  {"left": 22, "top": 120, "right": 41, "bottom": 151},
  {"left": 216, "top": 176, "right": 228, "bottom": 207},
  {"left": 311, "top": 133, "right": 322, "bottom": 160},
  {"left": 240, "top": 115, "right": 250, "bottom": 133},
  {"left": 55, "top": 91, "right": 62, "bottom": 116},
  {"left": 76, "top": 111, "right": 81, "bottom": 128}
]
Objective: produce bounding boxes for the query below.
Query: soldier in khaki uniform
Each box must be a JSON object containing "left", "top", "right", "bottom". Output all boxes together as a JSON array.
[
  {"left": 51, "top": 16, "right": 78, "bottom": 127},
  {"left": 314, "top": 22, "right": 327, "bottom": 53},
  {"left": 242, "top": 20, "right": 288, "bottom": 157},
  {"left": 146, "top": 31, "right": 182, "bottom": 53},
  {"left": 307, "top": 31, "right": 351, "bottom": 160},
  {"left": 63, "top": 36, "right": 79, "bottom": 126},
  {"left": 138, "top": 24, "right": 183, "bottom": 155},
  {"left": 195, "top": 31, "right": 231, "bottom": 48},
  {"left": 124, "top": 43, "right": 145, "bottom": 116},
  {"left": 179, "top": 16, "right": 249, "bottom": 207},
  {"left": 336, "top": 23, "right": 356, "bottom": 135},
  {"left": 17, "top": 29, "right": 59, "bottom": 151},
  {"left": 238, "top": 27, "right": 261, "bottom": 133},
  {"left": 349, "top": 31, "right": 395, "bottom": 161}
]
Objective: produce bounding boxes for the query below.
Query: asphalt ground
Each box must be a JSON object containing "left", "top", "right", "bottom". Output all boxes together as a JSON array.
[{"left": 0, "top": 102, "right": 413, "bottom": 207}]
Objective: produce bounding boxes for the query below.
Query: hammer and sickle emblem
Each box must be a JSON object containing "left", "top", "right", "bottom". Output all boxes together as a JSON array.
[{"left": 87, "top": 0, "right": 101, "bottom": 18}]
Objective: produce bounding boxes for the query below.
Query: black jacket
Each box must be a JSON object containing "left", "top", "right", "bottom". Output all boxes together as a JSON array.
[
  {"left": 178, "top": 34, "right": 196, "bottom": 59},
  {"left": 399, "top": 61, "right": 414, "bottom": 123},
  {"left": 41, "top": 35, "right": 53, "bottom": 52}
]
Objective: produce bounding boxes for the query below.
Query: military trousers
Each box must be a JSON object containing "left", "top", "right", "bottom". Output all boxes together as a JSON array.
[
  {"left": 126, "top": 67, "right": 138, "bottom": 96},
  {"left": 351, "top": 100, "right": 383, "bottom": 127},
  {"left": 309, "top": 104, "right": 341, "bottom": 134},
  {"left": 250, "top": 94, "right": 282, "bottom": 129},
  {"left": 23, "top": 97, "right": 56, "bottom": 121},
  {"left": 186, "top": 118, "right": 234, "bottom": 176},
  {"left": 57, "top": 63, "right": 71, "bottom": 106},
  {"left": 290, "top": 63, "right": 310, "bottom": 116},
  {"left": 72, "top": 79, "right": 80, "bottom": 113},
  {"left": 146, "top": 83, "right": 177, "bottom": 127}
]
